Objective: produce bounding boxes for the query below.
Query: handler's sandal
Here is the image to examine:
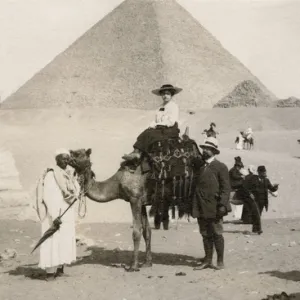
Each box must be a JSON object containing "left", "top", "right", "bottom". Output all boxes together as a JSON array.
[{"left": 44, "top": 273, "right": 56, "bottom": 281}]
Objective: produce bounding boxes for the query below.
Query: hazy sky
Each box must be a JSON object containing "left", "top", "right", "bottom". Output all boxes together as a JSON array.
[{"left": 1, "top": 0, "right": 299, "bottom": 102}]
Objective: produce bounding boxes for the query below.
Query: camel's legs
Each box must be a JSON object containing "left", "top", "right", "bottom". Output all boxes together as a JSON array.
[
  {"left": 141, "top": 205, "right": 152, "bottom": 267},
  {"left": 128, "top": 201, "right": 142, "bottom": 271}
]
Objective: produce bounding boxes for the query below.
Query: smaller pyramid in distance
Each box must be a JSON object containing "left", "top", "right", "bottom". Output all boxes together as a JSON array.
[
  {"left": 275, "top": 96, "right": 300, "bottom": 107},
  {"left": 213, "top": 80, "right": 273, "bottom": 108}
]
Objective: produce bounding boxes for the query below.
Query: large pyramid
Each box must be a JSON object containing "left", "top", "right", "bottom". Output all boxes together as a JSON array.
[{"left": 2, "top": 0, "right": 276, "bottom": 110}]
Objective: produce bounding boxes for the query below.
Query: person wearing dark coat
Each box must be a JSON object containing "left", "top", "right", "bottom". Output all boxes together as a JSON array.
[
  {"left": 242, "top": 165, "right": 279, "bottom": 233},
  {"left": 122, "top": 84, "right": 182, "bottom": 161},
  {"left": 240, "top": 165, "right": 256, "bottom": 224},
  {"left": 229, "top": 156, "right": 244, "bottom": 190},
  {"left": 191, "top": 137, "right": 231, "bottom": 270}
]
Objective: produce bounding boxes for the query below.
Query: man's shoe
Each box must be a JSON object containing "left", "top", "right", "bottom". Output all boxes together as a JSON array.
[
  {"left": 193, "top": 261, "right": 213, "bottom": 270},
  {"left": 216, "top": 261, "right": 225, "bottom": 270}
]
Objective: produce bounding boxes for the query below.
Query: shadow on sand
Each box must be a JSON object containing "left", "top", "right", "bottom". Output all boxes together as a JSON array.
[
  {"left": 3, "top": 263, "right": 47, "bottom": 280},
  {"left": 72, "top": 246, "right": 198, "bottom": 268},
  {"left": 4, "top": 247, "right": 199, "bottom": 277},
  {"left": 259, "top": 270, "right": 300, "bottom": 282}
]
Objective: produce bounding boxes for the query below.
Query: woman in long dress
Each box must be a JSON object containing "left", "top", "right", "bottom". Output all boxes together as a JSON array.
[
  {"left": 38, "top": 149, "right": 80, "bottom": 280},
  {"left": 122, "top": 84, "right": 182, "bottom": 161}
]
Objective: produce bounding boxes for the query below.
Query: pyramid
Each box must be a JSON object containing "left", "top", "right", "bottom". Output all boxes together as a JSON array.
[
  {"left": 275, "top": 96, "right": 300, "bottom": 107},
  {"left": 213, "top": 80, "right": 274, "bottom": 108},
  {"left": 2, "top": 0, "right": 276, "bottom": 110}
]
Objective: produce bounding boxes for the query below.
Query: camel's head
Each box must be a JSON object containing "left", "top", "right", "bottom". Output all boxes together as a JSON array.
[
  {"left": 297, "top": 139, "right": 300, "bottom": 144},
  {"left": 69, "top": 148, "right": 92, "bottom": 173}
]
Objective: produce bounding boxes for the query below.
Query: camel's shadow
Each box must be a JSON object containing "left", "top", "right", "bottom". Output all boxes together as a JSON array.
[
  {"left": 259, "top": 270, "right": 300, "bottom": 282},
  {"left": 5, "top": 247, "right": 198, "bottom": 277},
  {"left": 72, "top": 246, "right": 197, "bottom": 268}
]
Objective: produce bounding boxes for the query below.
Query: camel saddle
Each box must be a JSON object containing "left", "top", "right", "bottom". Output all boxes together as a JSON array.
[{"left": 145, "top": 137, "right": 201, "bottom": 218}]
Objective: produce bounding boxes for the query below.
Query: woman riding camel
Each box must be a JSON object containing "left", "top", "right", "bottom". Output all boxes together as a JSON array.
[{"left": 123, "top": 84, "right": 182, "bottom": 161}]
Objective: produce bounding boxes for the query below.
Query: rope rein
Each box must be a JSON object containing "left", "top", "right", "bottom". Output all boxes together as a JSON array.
[{"left": 76, "top": 163, "right": 93, "bottom": 219}]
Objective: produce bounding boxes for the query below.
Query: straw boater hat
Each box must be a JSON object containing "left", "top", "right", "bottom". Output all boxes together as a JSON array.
[
  {"left": 152, "top": 84, "right": 182, "bottom": 96},
  {"left": 199, "top": 137, "right": 220, "bottom": 154}
]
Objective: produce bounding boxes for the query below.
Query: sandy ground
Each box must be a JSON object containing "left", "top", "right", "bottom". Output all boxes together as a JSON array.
[
  {"left": 1, "top": 218, "right": 300, "bottom": 300},
  {"left": 1, "top": 107, "right": 300, "bottom": 299}
]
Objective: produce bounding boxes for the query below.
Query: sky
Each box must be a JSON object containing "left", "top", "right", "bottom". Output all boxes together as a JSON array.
[{"left": 0, "top": 0, "right": 299, "bottom": 102}]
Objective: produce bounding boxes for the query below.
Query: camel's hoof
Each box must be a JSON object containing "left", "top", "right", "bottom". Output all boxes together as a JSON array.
[
  {"left": 140, "top": 261, "right": 153, "bottom": 268},
  {"left": 125, "top": 266, "right": 140, "bottom": 272}
]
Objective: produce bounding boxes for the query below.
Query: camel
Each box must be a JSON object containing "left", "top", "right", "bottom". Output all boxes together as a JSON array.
[
  {"left": 69, "top": 138, "right": 200, "bottom": 271},
  {"left": 243, "top": 136, "right": 254, "bottom": 150},
  {"left": 235, "top": 132, "right": 254, "bottom": 150}
]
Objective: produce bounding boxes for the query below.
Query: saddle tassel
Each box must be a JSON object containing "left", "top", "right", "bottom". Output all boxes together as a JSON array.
[{"left": 172, "top": 176, "right": 177, "bottom": 219}]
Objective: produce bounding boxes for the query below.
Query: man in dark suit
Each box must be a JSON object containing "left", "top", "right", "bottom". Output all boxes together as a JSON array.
[
  {"left": 242, "top": 165, "right": 279, "bottom": 233},
  {"left": 192, "top": 137, "right": 231, "bottom": 270}
]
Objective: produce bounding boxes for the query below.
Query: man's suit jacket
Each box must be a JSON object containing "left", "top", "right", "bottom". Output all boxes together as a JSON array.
[
  {"left": 207, "top": 159, "right": 232, "bottom": 214},
  {"left": 243, "top": 175, "right": 278, "bottom": 211}
]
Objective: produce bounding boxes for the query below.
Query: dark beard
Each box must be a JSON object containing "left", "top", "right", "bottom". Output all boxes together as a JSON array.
[{"left": 202, "top": 152, "right": 211, "bottom": 160}]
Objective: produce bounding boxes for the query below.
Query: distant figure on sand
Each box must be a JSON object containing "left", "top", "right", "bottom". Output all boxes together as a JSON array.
[
  {"left": 235, "top": 132, "right": 244, "bottom": 150},
  {"left": 37, "top": 149, "right": 80, "bottom": 280},
  {"left": 244, "top": 126, "right": 253, "bottom": 140},
  {"left": 202, "top": 122, "right": 218, "bottom": 141},
  {"left": 242, "top": 165, "right": 279, "bottom": 234},
  {"left": 229, "top": 156, "right": 245, "bottom": 191},
  {"left": 123, "top": 84, "right": 182, "bottom": 161}
]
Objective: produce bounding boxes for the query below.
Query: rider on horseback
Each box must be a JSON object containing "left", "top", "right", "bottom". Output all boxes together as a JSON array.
[
  {"left": 122, "top": 84, "right": 182, "bottom": 161},
  {"left": 202, "top": 122, "right": 218, "bottom": 140},
  {"left": 244, "top": 125, "right": 253, "bottom": 140}
]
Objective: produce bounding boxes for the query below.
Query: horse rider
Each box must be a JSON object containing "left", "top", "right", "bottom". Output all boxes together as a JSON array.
[
  {"left": 244, "top": 126, "right": 253, "bottom": 140},
  {"left": 202, "top": 122, "right": 218, "bottom": 139},
  {"left": 122, "top": 84, "right": 182, "bottom": 161},
  {"left": 191, "top": 137, "right": 231, "bottom": 270},
  {"left": 242, "top": 165, "right": 279, "bottom": 234}
]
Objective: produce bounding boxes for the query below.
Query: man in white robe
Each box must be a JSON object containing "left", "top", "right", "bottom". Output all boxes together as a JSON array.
[{"left": 38, "top": 148, "right": 80, "bottom": 280}]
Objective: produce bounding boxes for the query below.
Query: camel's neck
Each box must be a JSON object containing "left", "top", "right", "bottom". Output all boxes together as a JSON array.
[{"left": 82, "top": 168, "right": 121, "bottom": 203}]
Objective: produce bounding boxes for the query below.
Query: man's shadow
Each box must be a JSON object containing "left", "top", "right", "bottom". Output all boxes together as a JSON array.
[{"left": 259, "top": 270, "right": 300, "bottom": 282}]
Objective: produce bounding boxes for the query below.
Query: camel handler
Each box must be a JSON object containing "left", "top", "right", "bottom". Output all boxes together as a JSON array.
[
  {"left": 191, "top": 137, "right": 231, "bottom": 270},
  {"left": 36, "top": 148, "right": 80, "bottom": 280},
  {"left": 122, "top": 84, "right": 182, "bottom": 161}
]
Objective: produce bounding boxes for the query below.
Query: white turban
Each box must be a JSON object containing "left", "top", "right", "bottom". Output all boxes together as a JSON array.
[{"left": 55, "top": 148, "right": 70, "bottom": 156}]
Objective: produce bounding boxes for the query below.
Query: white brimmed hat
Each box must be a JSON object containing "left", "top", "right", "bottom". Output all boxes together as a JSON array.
[{"left": 199, "top": 137, "right": 220, "bottom": 154}]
